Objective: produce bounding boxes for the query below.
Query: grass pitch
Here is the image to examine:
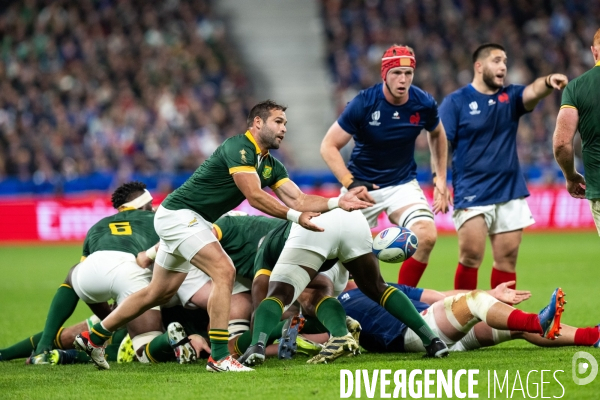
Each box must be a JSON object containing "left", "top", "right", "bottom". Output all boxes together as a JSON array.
[{"left": 1, "top": 232, "right": 599, "bottom": 399}]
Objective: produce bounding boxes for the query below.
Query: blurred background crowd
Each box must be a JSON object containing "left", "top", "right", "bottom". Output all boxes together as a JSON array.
[
  {"left": 322, "top": 0, "right": 598, "bottom": 183},
  {"left": 0, "top": 0, "right": 257, "bottom": 193},
  {"left": 0, "top": 0, "right": 598, "bottom": 194}
]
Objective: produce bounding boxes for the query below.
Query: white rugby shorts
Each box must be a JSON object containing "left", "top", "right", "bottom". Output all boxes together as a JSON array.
[
  {"left": 284, "top": 208, "right": 372, "bottom": 264},
  {"left": 452, "top": 197, "right": 535, "bottom": 235},
  {"left": 342, "top": 179, "right": 430, "bottom": 228},
  {"left": 72, "top": 251, "right": 152, "bottom": 305},
  {"left": 154, "top": 205, "right": 217, "bottom": 273},
  {"left": 174, "top": 268, "right": 251, "bottom": 309}
]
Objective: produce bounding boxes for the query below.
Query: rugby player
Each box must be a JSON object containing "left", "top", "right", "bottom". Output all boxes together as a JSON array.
[
  {"left": 438, "top": 43, "right": 568, "bottom": 290},
  {"left": 238, "top": 208, "right": 450, "bottom": 367},
  {"left": 76, "top": 100, "right": 371, "bottom": 372},
  {"left": 554, "top": 28, "right": 600, "bottom": 234},
  {"left": 321, "top": 44, "right": 450, "bottom": 287},
  {"left": 335, "top": 282, "right": 600, "bottom": 353}
]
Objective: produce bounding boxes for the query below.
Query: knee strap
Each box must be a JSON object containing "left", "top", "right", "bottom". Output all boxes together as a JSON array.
[{"left": 398, "top": 204, "right": 434, "bottom": 229}]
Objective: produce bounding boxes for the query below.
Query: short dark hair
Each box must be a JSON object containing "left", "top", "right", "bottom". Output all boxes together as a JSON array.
[
  {"left": 246, "top": 100, "right": 287, "bottom": 128},
  {"left": 111, "top": 181, "right": 147, "bottom": 209},
  {"left": 472, "top": 43, "right": 506, "bottom": 63}
]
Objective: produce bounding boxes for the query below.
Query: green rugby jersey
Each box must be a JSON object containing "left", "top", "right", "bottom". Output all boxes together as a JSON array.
[
  {"left": 81, "top": 209, "right": 159, "bottom": 259},
  {"left": 561, "top": 60, "right": 600, "bottom": 199},
  {"left": 161, "top": 131, "right": 290, "bottom": 222},
  {"left": 213, "top": 215, "right": 286, "bottom": 280}
]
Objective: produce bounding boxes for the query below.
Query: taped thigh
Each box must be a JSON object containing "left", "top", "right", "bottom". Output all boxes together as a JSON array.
[
  {"left": 277, "top": 247, "right": 326, "bottom": 272},
  {"left": 397, "top": 204, "right": 434, "bottom": 229},
  {"left": 228, "top": 319, "right": 250, "bottom": 338},
  {"left": 270, "top": 263, "right": 313, "bottom": 310}
]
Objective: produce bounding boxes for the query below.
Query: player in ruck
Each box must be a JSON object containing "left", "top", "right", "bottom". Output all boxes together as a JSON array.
[
  {"left": 75, "top": 100, "right": 371, "bottom": 372},
  {"left": 438, "top": 43, "right": 568, "bottom": 290},
  {"left": 321, "top": 44, "right": 450, "bottom": 287}
]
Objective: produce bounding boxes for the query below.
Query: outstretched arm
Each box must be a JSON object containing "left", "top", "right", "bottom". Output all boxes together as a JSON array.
[{"left": 522, "top": 74, "right": 568, "bottom": 110}]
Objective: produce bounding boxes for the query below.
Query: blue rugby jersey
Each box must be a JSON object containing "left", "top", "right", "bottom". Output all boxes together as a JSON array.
[
  {"left": 439, "top": 84, "right": 531, "bottom": 209},
  {"left": 337, "top": 84, "right": 440, "bottom": 188},
  {"left": 338, "top": 284, "right": 426, "bottom": 352}
]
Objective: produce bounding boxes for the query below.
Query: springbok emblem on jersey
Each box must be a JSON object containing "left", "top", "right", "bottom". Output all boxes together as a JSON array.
[
  {"left": 369, "top": 110, "right": 381, "bottom": 126},
  {"left": 240, "top": 149, "right": 247, "bottom": 163}
]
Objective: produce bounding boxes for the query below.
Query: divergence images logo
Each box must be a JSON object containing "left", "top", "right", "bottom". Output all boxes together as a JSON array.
[
  {"left": 572, "top": 351, "right": 598, "bottom": 385},
  {"left": 369, "top": 111, "right": 381, "bottom": 126},
  {"left": 469, "top": 102, "right": 481, "bottom": 115}
]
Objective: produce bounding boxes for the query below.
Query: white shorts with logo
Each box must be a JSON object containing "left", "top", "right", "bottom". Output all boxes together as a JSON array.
[
  {"left": 452, "top": 198, "right": 535, "bottom": 235},
  {"left": 154, "top": 205, "right": 218, "bottom": 273},
  {"left": 174, "top": 268, "right": 251, "bottom": 309},
  {"left": 72, "top": 251, "right": 152, "bottom": 305},
  {"left": 284, "top": 209, "right": 372, "bottom": 264},
  {"left": 342, "top": 179, "right": 430, "bottom": 228},
  {"left": 589, "top": 199, "right": 600, "bottom": 236}
]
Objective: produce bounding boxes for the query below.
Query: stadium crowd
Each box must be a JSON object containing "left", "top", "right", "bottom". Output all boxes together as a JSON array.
[
  {"left": 321, "top": 0, "right": 599, "bottom": 181},
  {"left": 0, "top": 0, "right": 261, "bottom": 193}
]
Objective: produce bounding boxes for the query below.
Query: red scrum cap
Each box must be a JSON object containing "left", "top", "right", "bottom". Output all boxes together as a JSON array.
[{"left": 381, "top": 45, "right": 416, "bottom": 81}]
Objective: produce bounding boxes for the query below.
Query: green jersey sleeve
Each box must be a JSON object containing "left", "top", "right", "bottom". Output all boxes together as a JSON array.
[
  {"left": 268, "top": 157, "right": 290, "bottom": 190},
  {"left": 82, "top": 234, "right": 91, "bottom": 259},
  {"left": 221, "top": 138, "right": 258, "bottom": 175},
  {"left": 560, "top": 81, "right": 577, "bottom": 110}
]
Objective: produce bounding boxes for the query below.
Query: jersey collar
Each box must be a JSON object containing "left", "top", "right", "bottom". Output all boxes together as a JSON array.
[
  {"left": 118, "top": 206, "right": 137, "bottom": 212},
  {"left": 596, "top": 60, "right": 600, "bottom": 67},
  {"left": 244, "top": 131, "right": 269, "bottom": 156}
]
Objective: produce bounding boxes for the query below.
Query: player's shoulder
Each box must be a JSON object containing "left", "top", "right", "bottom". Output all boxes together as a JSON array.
[
  {"left": 409, "top": 85, "right": 436, "bottom": 106},
  {"left": 356, "top": 83, "right": 384, "bottom": 106},
  {"left": 445, "top": 85, "right": 472, "bottom": 101},
  {"left": 220, "top": 133, "right": 253, "bottom": 149}
]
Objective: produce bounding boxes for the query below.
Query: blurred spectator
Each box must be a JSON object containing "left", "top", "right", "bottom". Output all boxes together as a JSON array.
[
  {"left": 321, "top": 0, "right": 598, "bottom": 182},
  {"left": 0, "top": 0, "right": 274, "bottom": 192}
]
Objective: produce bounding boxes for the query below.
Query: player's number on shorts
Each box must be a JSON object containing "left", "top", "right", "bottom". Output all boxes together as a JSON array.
[{"left": 109, "top": 222, "right": 132, "bottom": 235}]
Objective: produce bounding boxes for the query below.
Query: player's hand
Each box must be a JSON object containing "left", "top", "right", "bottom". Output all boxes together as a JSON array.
[
  {"left": 339, "top": 187, "right": 375, "bottom": 211},
  {"left": 432, "top": 181, "right": 451, "bottom": 214},
  {"left": 299, "top": 211, "right": 324, "bottom": 232},
  {"left": 189, "top": 334, "right": 211, "bottom": 355},
  {"left": 491, "top": 281, "right": 531, "bottom": 305},
  {"left": 136, "top": 251, "right": 154, "bottom": 269},
  {"left": 548, "top": 74, "right": 568, "bottom": 90},
  {"left": 345, "top": 185, "right": 377, "bottom": 204},
  {"left": 348, "top": 179, "right": 379, "bottom": 192},
  {"left": 566, "top": 172, "right": 586, "bottom": 199}
]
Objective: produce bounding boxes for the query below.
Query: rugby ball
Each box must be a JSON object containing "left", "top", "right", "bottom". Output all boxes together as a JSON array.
[{"left": 372, "top": 227, "right": 418, "bottom": 263}]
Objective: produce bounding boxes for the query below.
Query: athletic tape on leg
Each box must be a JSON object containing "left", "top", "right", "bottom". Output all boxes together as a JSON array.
[
  {"left": 399, "top": 204, "right": 434, "bottom": 229},
  {"left": 228, "top": 319, "right": 250, "bottom": 338},
  {"left": 132, "top": 331, "right": 162, "bottom": 362}
]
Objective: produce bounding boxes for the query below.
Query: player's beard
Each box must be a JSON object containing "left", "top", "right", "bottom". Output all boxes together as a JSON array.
[
  {"left": 482, "top": 67, "right": 503, "bottom": 90},
  {"left": 260, "top": 125, "right": 281, "bottom": 149}
]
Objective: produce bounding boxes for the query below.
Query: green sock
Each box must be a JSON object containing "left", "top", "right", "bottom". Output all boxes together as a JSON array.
[
  {"left": 315, "top": 297, "right": 349, "bottom": 337},
  {"left": 35, "top": 285, "right": 80, "bottom": 354},
  {"left": 251, "top": 297, "right": 284, "bottom": 345},
  {"left": 145, "top": 332, "right": 176, "bottom": 363},
  {"left": 105, "top": 344, "right": 120, "bottom": 362},
  {"left": 0, "top": 332, "right": 42, "bottom": 360},
  {"left": 380, "top": 286, "right": 437, "bottom": 346},
  {"left": 302, "top": 316, "right": 328, "bottom": 334},
  {"left": 234, "top": 319, "right": 288, "bottom": 355},
  {"left": 110, "top": 328, "right": 128, "bottom": 346},
  {"left": 208, "top": 329, "right": 229, "bottom": 361},
  {"left": 90, "top": 322, "right": 113, "bottom": 346}
]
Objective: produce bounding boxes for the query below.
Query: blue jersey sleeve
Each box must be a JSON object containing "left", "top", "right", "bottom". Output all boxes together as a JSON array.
[
  {"left": 391, "top": 283, "right": 424, "bottom": 301},
  {"left": 439, "top": 95, "right": 459, "bottom": 144},
  {"left": 510, "top": 84, "right": 529, "bottom": 118},
  {"left": 424, "top": 98, "right": 440, "bottom": 132},
  {"left": 337, "top": 94, "right": 366, "bottom": 136}
]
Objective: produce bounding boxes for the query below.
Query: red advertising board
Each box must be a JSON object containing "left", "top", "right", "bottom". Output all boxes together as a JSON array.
[{"left": 0, "top": 186, "right": 595, "bottom": 242}]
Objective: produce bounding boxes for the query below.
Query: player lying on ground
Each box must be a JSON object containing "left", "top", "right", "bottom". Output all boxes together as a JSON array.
[
  {"left": 330, "top": 281, "right": 599, "bottom": 353},
  {"left": 238, "top": 208, "right": 450, "bottom": 367}
]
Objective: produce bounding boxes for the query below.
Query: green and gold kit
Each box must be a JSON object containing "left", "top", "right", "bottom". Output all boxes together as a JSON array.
[
  {"left": 561, "top": 60, "right": 600, "bottom": 199},
  {"left": 81, "top": 209, "right": 159, "bottom": 259},
  {"left": 161, "top": 132, "right": 290, "bottom": 222}
]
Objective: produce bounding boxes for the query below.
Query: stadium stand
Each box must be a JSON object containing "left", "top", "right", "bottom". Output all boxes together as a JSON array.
[
  {"left": 320, "top": 0, "right": 599, "bottom": 183},
  {"left": 0, "top": 0, "right": 263, "bottom": 194}
]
